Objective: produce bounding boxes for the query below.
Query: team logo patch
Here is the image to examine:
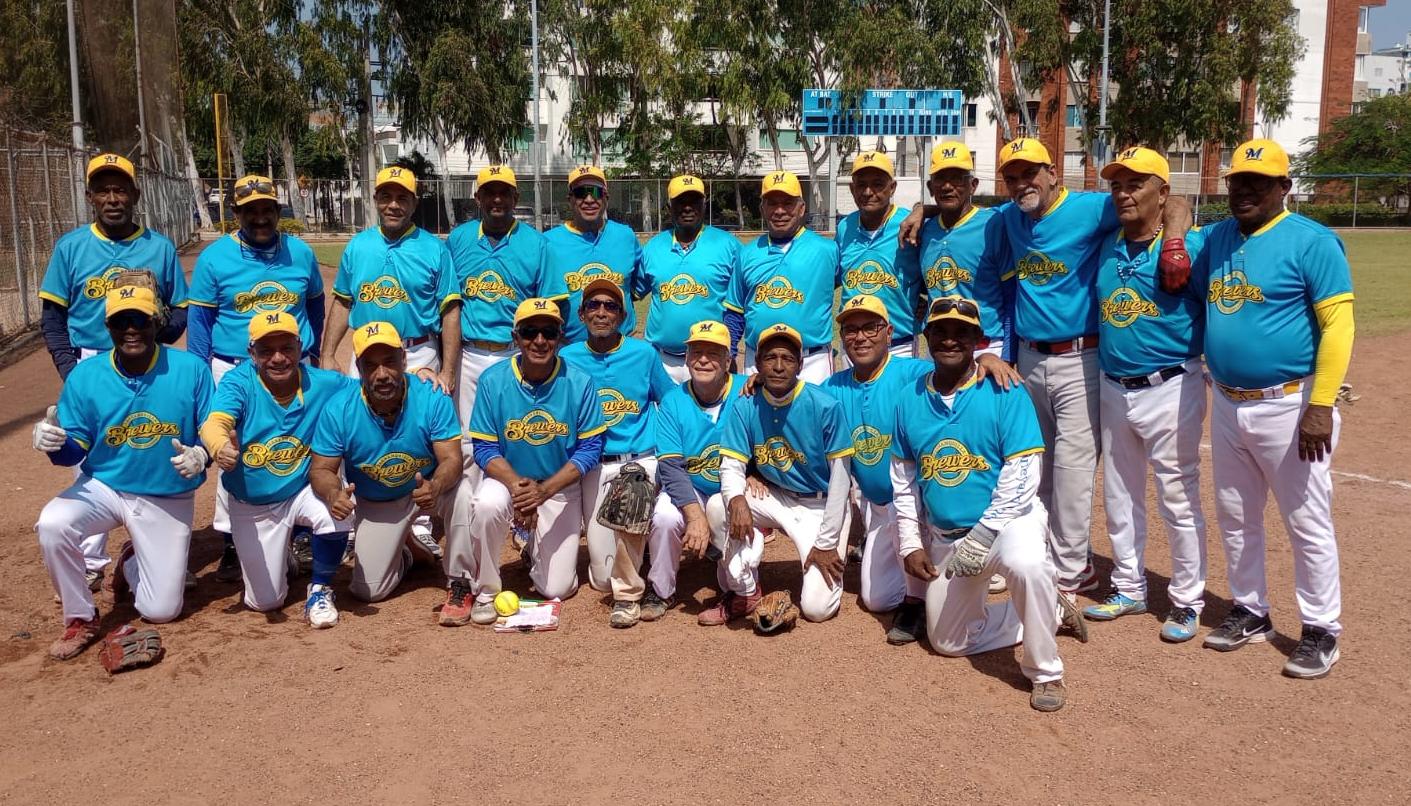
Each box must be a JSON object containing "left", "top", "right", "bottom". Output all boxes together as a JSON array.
[
  {"left": 850, "top": 425, "right": 891, "bottom": 467},
  {"left": 843, "top": 261, "right": 900, "bottom": 294},
  {"left": 241, "top": 436, "right": 311, "bottom": 477},
  {"left": 1100, "top": 288, "right": 1160, "bottom": 327},
  {"left": 752, "top": 276, "right": 805, "bottom": 309},
  {"left": 103, "top": 411, "right": 180, "bottom": 449},
  {"left": 564, "top": 263, "right": 623, "bottom": 292},
  {"left": 1208, "top": 270, "right": 1265, "bottom": 315},
  {"left": 686, "top": 445, "right": 723, "bottom": 483},
  {"left": 658, "top": 273, "right": 710, "bottom": 304},
  {"left": 357, "top": 452, "right": 432, "bottom": 487},
  {"left": 505, "top": 409, "right": 570, "bottom": 445},
  {"left": 753, "top": 436, "right": 806, "bottom": 471},
  {"left": 919, "top": 438, "right": 990, "bottom": 487},
  {"left": 598, "top": 388, "right": 641, "bottom": 428},
  {"left": 1014, "top": 251, "right": 1068, "bottom": 285},
  {"left": 234, "top": 281, "right": 299, "bottom": 314},
  {"left": 924, "top": 256, "right": 973, "bottom": 292},
  {"left": 464, "top": 270, "right": 516, "bottom": 303},
  {"left": 84, "top": 266, "right": 144, "bottom": 300},
  {"left": 357, "top": 275, "right": 411, "bottom": 308}
]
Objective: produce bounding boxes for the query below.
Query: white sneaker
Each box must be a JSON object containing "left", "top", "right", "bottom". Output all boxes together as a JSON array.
[
  {"left": 407, "top": 525, "right": 443, "bottom": 561},
  {"left": 471, "top": 598, "right": 499, "bottom": 625},
  {"left": 305, "top": 584, "right": 339, "bottom": 629},
  {"left": 988, "top": 574, "right": 1007, "bottom": 594}
]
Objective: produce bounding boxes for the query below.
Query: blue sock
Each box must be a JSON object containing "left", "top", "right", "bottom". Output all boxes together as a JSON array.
[{"left": 311, "top": 531, "right": 349, "bottom": 586}]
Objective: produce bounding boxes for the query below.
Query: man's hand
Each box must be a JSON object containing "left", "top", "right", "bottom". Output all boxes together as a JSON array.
[
  {"left": 744, "top": 475, "right": 769, "bottom": 500},
  {"left": 1298, "top": 403, "right": 1335, "bottom": 463},
  {"left": 32, "top": 405, "right": 66, "bottom": 453},
  {"left": 727, "top": 495, "right": 754, "bottom": 542},
  {"left": 806, "top": 546, "right": 844, "bottom": 588},
  {"left": 411, "top": 472, "right": 439, "bottom": 511},
  {"left": 169, "top": 438, "right": 209, "bottom": 479},
  {"left": 415, "top": 366, "right": 449, "bottom": 394},
  {"left": 330, "top": 483, "right": 356, "bottom": 520},
  {"left": 741, "top": 373, "right": 761, "bottom": 397},
  {"left": 682, "top": 512, "right": 711, "bottom": 558},
  {"left": 974, "top": 353, "right": 1022, "bottom": 390},
  {"left": 903, "top": 549, "right": 939, "bottom": 581},
  {"left": 438, "top": 368, "right": 458, "bottom": 395},
  {"left": 1158, "top": 238, "right": 1191, "bottom": 294},
  {"left": 897, "top": 204, "right": 926, "bottom": 247},
  {"left": 215, "top": 430, "right": 241, "bottom": 472},
  {"left": 510, "top": 477, "right": 547, "bottom": 511}
]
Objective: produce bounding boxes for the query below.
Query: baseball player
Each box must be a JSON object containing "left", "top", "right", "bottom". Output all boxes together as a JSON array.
[
  {"left": 561, "top": 279, "right": 675, "bottom": 627},
  {"left": 639, "top": 174, "right": 743, "bottom": 381},
  {"left": 891, "top": 296, "right": 1084, "bottom": 712},
  {"left": 187, "top": 174, "right": 327, "bottom": 583},
  {"left": 726, "top": 171, "right": 839, "bottom": 383},
  {"left": 307, "top": 322, "right": 469, "bottom": 616},
  {"left": 708, "top": 324, "right": 854, "bottom": 626},
  {"left": 34, "top": 286, "right": 212, "bottom": 662},
  {"left": 542, "top": 165, "right": 643, "bottom": 343},
  {"left": 38, "top": 153, "right": 190, "bottom": 589},
  {"left": 649, "top": 320, "right": 753, "bottom": 622},
  {"left": 463, "top": 298, "right": 605, "bottom": 623},
  {"left": 1085, "top": 147, "right": 1210, "bottom": 643},
  {"left": 1193, "top": 139, "right": 1354, "bottom": 679},
  {"left": 836, "top": 151, "right": 925, "bottom": 356},
  {"left": 198, "top": 312, "right": 355, "bottom": 627}
]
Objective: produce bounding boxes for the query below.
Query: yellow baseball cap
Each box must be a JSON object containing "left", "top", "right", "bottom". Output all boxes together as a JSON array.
[
  {"left": 476, "top": 165, "right": 517, "bottom": 189},
  {"left": 835, "top": 294, "right": 890, "bottom": 324},
  {"left": 998, "top": 137, "right": 1053, "bottom": 169},
  {"left": 685, "top": 320, "right": 731, "bottom": 349},
  {"left": 929, "top": 141, "right": 974, "bottom": 174},
  {"left": 581, "top": 277, "right": 625, "bottom": 304},
  {"left": 668, "top": 174, "right": 705, "bottom": 199},
  {"left": 1100, "top": 146, "right": 1170, "bottom": 183},
  {"left": 105, "top": 286, "right": 159, "bottom": 318},
  {"left": 86, "top": 153, "right": 136, "bottom": 184},
  {"left": 375, "top": 166, "right": 417, "bottom": 194},
  {"left": 852, "top": 151, "right": 894, "bottom": 178},
  {"left": 569, "top": 165, "right": 607, "bottom": 187},
  {"left": 248, "top": 311, "right": 300, "bottom": 343},
  {"left": 1225, "top": 138, "right": 1290, "bottom": 178},
  {"left": 232, "top": 174, "right": 278, "bottom": 207},
  {"left": 761, "top": 170, "right": 802, "bottom": 199},
  {"left": 924, "top": 296, "right": 982, "bottom": 328},
  {"left": 513, "top": 297, "right": 564, "bottom": 325},
  {"left": 352, "top": 321, "right": 402, "bottom": 357},
  {"left": 756, "top": 323, "right": 803, "bottom": 352}
]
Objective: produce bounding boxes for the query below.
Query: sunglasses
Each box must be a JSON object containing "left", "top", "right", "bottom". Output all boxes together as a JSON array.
[
  {"left": 570, "top": 185, "right": 605, "bottom": 200},
  {"left": 107, "top": 311, "right": 153, "bottom": 330},
  {"left": 516, "top": 324, "right": 561, "bottom": 342},
  {"left": 582, "top": 298, "right": 622, "bottom": 314},
  {"left": 928, "top": 297, "right": 980, "bottom": 318},
  {"left": 234, "top": 178, "right": 274, "bottom": 200}
]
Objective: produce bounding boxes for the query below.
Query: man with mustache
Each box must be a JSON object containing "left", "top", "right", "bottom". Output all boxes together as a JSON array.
[{"left": 543, "top": 165, "right": 642, "bottom": 343}]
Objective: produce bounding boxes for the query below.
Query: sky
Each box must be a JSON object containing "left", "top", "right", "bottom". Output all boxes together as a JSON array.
[{"left": 1368, "top": 2, "right": 1411, "bottom": 50}]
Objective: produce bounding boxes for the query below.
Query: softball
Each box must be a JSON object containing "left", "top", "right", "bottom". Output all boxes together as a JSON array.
[{"left": 494, "top": 590, "right": 520, "bottom": 617}]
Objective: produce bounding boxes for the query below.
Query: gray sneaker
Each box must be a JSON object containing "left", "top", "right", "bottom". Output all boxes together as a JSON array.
[
  {"left": 1203, "top": 605, "right": 1273, "bottom": 652},
  {"left": 610, "top": 600, "right": 641, "bottom": 628},
  {"left": 639, "top": 589, "right": 674, "bottom": 621},
  {"left": 1282, "top": 626, "right": 1339, "bottom": 679},
  {"left": 471, "top": 598, "right": 499, "bottom": 625},
  {"left": 886, "top": 600, "right": 925, "bottom": 645},
  {"left": 405, "top": 528, "right": 443, "bottom": 563},
  {"left": 1030, "top": 680, "right": 1067, "bottom": 712},
  {"left": 1057, "top": 592, "right": 1089, "bottom": 643}
]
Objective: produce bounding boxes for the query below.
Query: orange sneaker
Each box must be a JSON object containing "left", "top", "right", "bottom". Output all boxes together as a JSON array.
[
  {"left": 697, "top": 590, "right": 762, "bottom": 626},
  {"left": 49, "top": 617, "right": 101, "bottom": 660}
]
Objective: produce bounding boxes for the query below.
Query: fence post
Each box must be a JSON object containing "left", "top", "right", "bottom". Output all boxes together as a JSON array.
[
  {"left": 1352, "top": 176, "right": 1359, "bottom": 228},
  {"left": 67, "top": 147, "right": 82, "bottom": 228},
  {"left": 6, "top": 129, "right": 32, "bottom": 327},
  {"left": 40, "top": 138, "right": 59, "bottom": 246}
]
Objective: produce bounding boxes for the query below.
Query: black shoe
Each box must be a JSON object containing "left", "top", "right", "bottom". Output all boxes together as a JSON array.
[
  {"left": 886, "top": 600, "right": 925, "bottom": 645},
  {"left": 214, "top": 541, "right": 242, "bottom": 583},
  {"left": 1202, "top": 605, "right": 1273, "bottom": 651},
  {"left": 639, "top": 589, "right": 675, "bottom": 621},
  {"left": 1282, "top": 626, "right": 1340, "bottom": 679},
  {"left": 290, "top": 533, "right": 313, "bottom": 577}
]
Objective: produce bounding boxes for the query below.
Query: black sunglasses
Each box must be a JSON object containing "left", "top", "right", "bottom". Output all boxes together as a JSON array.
[
  {"left": 928, "top": 297, "right": 979, "bottom": 318},
  {"left": 108, "top": 311, "right": 153, "bottom": 330},
  {"left": 570, "top": 185, "right": 605, "bottom": 200},
  {"left": 582, "top": 299, "right": 622, "bottom": 314},
  {"left": 234, "top": 178, "right": 274, "bottom": 200},
  {"left": 516, "top": 324, "right": 562, "bottom": 342}
]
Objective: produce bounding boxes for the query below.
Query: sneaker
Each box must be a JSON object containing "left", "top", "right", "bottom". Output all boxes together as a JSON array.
[
  {"left": 214, "top": 541, "right": 242, "bottom": 582},
  {"left": 1161, "top": 606, "right": 1199, "bottom": 643},
  {"left": 406, "top": 527, "right": 442, "bottom": 563},
  {"left": 439, "top": 578, "right": 475, "bottom": 627},
  {"left": 1057, "top": 591, "right": 1089, "bottom": 643},
  {"left": 1072, "top": 563, "right": 1100, "bottom": 594},
  {"left": 342, "top": 534, "right": 356, "bottom": 564},
  {"left": 1282, "top": 626, "right": 1340, "bottom": 679},
  {"left": 886, "top": 600, "right": 925, "bottom": 645},
  {"left": 184, "top": 570, "right": 197, "bottom": 590},
  {"left": 49, "top": 616, "right": 101, "bottom": 660},
  {"left": 290, "top": 534, "right": 313, "bottom": 577},
  {"left": 697, "top": 590, "right": 761, "bottom": 626},
  {"left": 610, "top": 600, "right": 641, "bottom": 628},
  {"left": 1030, "top": 680, "right": 1067, "bottom": 712},
  {"left": 471, "top": 598, "right": 499, "bottom": 625},
  {"left": 110, "top": 541, "right": 135, "bottom": 602},
  {"left": 639, "top": 589, "right": 674, "bottom": 622},
  {"left": 304, "top": 584, "right": 339, "bottom": 629},
  {"left": 1202, "top": 605, "right": 1273, "bottom": 652},
  {"left": 1083, "top": 593, "right": 1147, "bottom": 621},
  {"left": 988, "top": 574, "right": 1007, "bottom": 594}
]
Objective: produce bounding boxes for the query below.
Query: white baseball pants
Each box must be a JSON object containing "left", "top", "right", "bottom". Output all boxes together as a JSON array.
[
  {"left": 465, "top": 478, "right": 584, "bottom": 602},
  {"left": 229, "top": 485, "right": 353, "bottom": 612},
  {"left": 73, "top": 347, "right": 110, "bottom": 572},
  {"left": 657, "top": 350, "right": 691, "bottom": 384},
  {"left": 456, "top": 342, "right": 518, "bottom": 435},
  {"left": 859, "top": 501, "right": 927, "bottom": 612},
  {"left": 580, "top": 455, "right": 658, "bottom": 594},
  {"left": 647, "top": 488, "right": 733, "bottom": 600}
]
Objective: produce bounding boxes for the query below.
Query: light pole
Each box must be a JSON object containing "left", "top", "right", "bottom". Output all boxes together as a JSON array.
[
  {"left": 531, "top": 0, "right": 543, "bottom": 230},
  {"left": 66, "top": 0, "right": 84, "bottom": 153},
  {"left": 1095, "top": 0, "right": 1112, "bottom": 169}
]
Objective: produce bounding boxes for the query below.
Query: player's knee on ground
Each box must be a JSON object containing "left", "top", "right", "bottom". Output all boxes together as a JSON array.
[
  {"left": 800, "top": 578, "right": 842, "bottom": 623},
  {"left": 859, "top": 584, "right": 904, "bottom": 614},
  {"left": 138, "top": 596, "right": 183, "bottom": 624},
  {"left": 243, "top": 584, "right": 289, "bottom": 613},
  {"left": 928, "top": 631, "right": 970, "bottom": 657}
]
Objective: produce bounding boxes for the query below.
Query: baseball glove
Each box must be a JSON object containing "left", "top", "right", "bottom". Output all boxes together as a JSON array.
[
  {"left": 111, "top": 268, "right": 167, "bottom": 323},
  {"left": 97, "top": 624, "right": 165, "bottom": 674},
  {"left": 750, "top": 590, "right": 799, "bottom": 635},
  {"left": 595, "top": 462, "right": 656, "bottom": 535}
]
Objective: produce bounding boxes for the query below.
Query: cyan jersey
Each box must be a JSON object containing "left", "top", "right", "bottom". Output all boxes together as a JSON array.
[
  {"left": 1095, "top": 228, "right": 1208, "bottom": 377},
  {"left": 892, "top": 374, "right": 1044, "bottom": 531},
  {"left": 656, "top": 374, "right": 748, "bottom": 497},
  {"left": 560, "top": 336, "right": 675, "bottom": 456},
  {"left": 332, "top": 226, "right": 460, "bottom": 339},
  {"left": 466, "top": 356, "right": 606, "bottom": 480},
  {"left": 639, "top": 226, "right": 740, "bottom": 351},
  {"left": 836, "top": 206, "right": 924, "bottom": 340},
  {"left": 1193, "top": 211, "right": 1354, "bottom": 389},
  {"left": 998, "top": 189, "right": 1120, "bottom": 342},
  {"left": 447, "top": 220, "right": 548, "bottom": 342},
  {"left": 311, "top": 376, "right": 462, "bottom": 502},
  {"left": 542, "top": 220, "right": 642, "bottom": 342},
  {"left": 726, "top": 228, "right": 839, "bottom": 350},
  {"left": 210, "top": 362, "right": 355, "bottom": 505},
  {"left": 188, "top": 232, "right": 323, "bottom": 358},
  {"left": 821, "top": 355, "right": 933, "bottom": 506},
  {"left": 918, "top": 206, "right": 1010, "bottom": 342},
  {"left": 720, "top": 381, "right": 854, "bottom": 495},
  {"left": 39, "top": 224, "right": 189, "bottom": 350},
  {"left": 57, "top": 346, "right": 213, "bottom": 496}
]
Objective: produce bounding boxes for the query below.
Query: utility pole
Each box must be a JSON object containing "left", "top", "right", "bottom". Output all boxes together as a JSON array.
[
  {"left": 359, "top": 16, "right": 376, "bottom": 228},
  {"left": 1095, "top": 0, "right": 1112, "bottom": 169},
  {"left": 531, "top": 0, "right": 544, "bottom": 230}
]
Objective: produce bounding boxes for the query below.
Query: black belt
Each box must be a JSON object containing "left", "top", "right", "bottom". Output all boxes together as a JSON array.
[{"left": 1105, "top": 364, "right": 1187, "bottom": 389}]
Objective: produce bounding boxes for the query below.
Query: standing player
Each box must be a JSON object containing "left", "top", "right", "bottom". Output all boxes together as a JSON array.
[
  {"left": 543, "top": 165, "right": 642, "bottom": 343},
  {"left": 708, "top": 324, "right": 854, "bottom": 626},
  {"left": 726, "top": 171, "right": 838, "bottom": 382},
  {"left": 835, "top": 152, "right": 924, "bottom": 356},
  {"left": 561, "top": 279, "right": 675, "bottom": 626},
  {"left": 1084, "top": 148, "right": 1209, "bottom": 642},
  {"left": 34, "top": 286, "right": 212, "bottom": 663},
  {"left": 639, "top": 175, "right": 743, "bottom": 381},
  {"left": 1194, "top": 139, "right": 1353, "bottom": 678},
  {"left": 891, "top": 296, "right": 1084, "bottom": 712},
  {"left": 198, "top": 313, "right": 354, "bottom": 627},
  {"left": 463, "top": 299, "right": 605, "bottom": 623}
]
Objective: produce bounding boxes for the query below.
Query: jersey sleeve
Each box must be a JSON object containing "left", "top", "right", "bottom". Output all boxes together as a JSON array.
[
  {"left": 630, "top": 236, "right": 645, "bottom": 299},
  {"left": 187, "top": 252, "right": 218, "bottom": 307},
  {"left": 39, "top": 237, "right": 74, "bottom": 306},
  {"left": 159, "top": 241, "right": 189, "bottom": 307},
  {"left": 1302, "top": 230, "right": 1354, "bottom": 306},
  {"left": 655, "top": 400, "right": 684, "bottom": 459},
  {"left": 724, "top": 247, "right": 747, "bottom": 313},
  {"left": 209, "top": 366, "right": 249, "bottom": 420},
  {"left": 332, "top": 243, "right": 354, "bottom": 300},
  {"left": 718, "top": 400, "right": 752, "bottom": 463},
  {"left": 56, "top": 370, "right": 92, "bottom": 449},
  {"left": 576, "top": 377, "right": 607, "bottom": 439},
  {"left": 1181, "top": 227, "right": 1209, "bottom": 303},
  {"left": 997, "top": 385, "right": 1045, "bottom": 460},
  {"left": 310, "top": 391, "right": 348, "bottom": 457},
  {"left": 426, "top": 386, "right": 463, "bottom": 441},
  {"left": 305, "top": 242, "right": 325, "bottom": 297},
  {"left": 1096, "top": 193, "right": 1121, "bottom": 234},
  {"left": 648, "top": 353, "right": 676, "bottom": 402},
  {"left": 821, "top": 398, "right": 855, "bottom": 460},
  {"left": 985, "top": 212, "right": 1018, "bottom": 283},
  {"left": 465, "top": 377, "right": 500, "bottom": 442}
]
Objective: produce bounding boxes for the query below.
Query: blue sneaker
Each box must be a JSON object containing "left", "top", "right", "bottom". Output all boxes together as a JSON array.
[
  {"left": 1161, "top": 606, "right": 1199, "bottom": 643},
  {"left": 1083, "top": 593, "right": 1147, "bottom": 621},
  {"left": 304, "top": 584, "right": 339, "bottom": 629}
]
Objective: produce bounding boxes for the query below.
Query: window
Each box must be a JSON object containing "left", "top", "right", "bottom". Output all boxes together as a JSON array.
[
  {"left": 1063, "top": 150, "right": 1085, "bottom": 175},
  {"left": 964, "top": 103, "right": 978, "bottom": 128},
  {"left": 1065, "top": 105, "right": 1082, "bottom": 127},
  {"left": 378, "top": 144, "right": 400, "bottom": 164},
  {"left": 1358, "top": 7, "right": 1368, "bottom": 33},
  {"left": 1356, "top": 55, "right": 1365, "bottom": 81},
  {"left": 1375, "top": 67, "right": 1384, "bottom": 77},
  {"left": 761, "top": 129, "right": 806, "bottom": 152},
  {"left": 1165, "top": 150, "right": 1201, "bottom": 173}
]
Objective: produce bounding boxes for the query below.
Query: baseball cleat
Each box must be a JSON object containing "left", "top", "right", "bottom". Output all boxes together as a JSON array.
[
  {"left": 1030, "top": 680, "right": 1067, "bottom": 712},
  {"left": 639, "top": 589, "right": 674, "bottom": 621},
  {"left": 697, "top": 590, "right": 762, "bottom": 626},
  {"left": 988, "top": 574, "right": 1007, "bottom": 594},
  {"left": 610, "top": 600, "right": 641, "bottom": 628},
  {"left": 49, "top": 616, "right": 102, "bottom": 660},
  {"left": 1083, "top": 593, "right": 1147, "bottom": 621},
  {"left": 1057, "top": 592, "right": 1089, "bottom": 643},
  {"left": 439, "top": 578, "right": 475, "bottom": 627},
  {"left": 214, "top": 542, "right": 242, "bottom": 583},
  {"left": 304, "top": 584, "right": 339, "bottom": 629},
  {"left": 405, "top": 527, "right": 443, "bottom": 563},
  {"left": 1282, "top": 626, "right": 1340, "bottom": 679},
  {"left": 1202, "top": 605, "right": 1273, "bottom": 652},
  {"left": 110, "top": 541, "right": 135, "bottom": 602},
  {"left": 184, "top": 570, "right": 197, "bottom": 590},
  {"left": 886, "top": 600, "right": 925, "bottom": 645},
  {"left": 1161, "top": 607, "right": 1200, "bottom": 643},
  {"left": 1072, "top": 563, "right": 1100, "bottom": 594},
  {"left": 471, "top": 598, "right": 499, "bottom": 625},
  {"left": 290, "top": 531, "right": 314, "bottom": 577}
]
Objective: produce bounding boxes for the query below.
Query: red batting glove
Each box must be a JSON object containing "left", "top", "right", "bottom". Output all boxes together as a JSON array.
[{"left": 1158, "top": 238, "right": 1190, "bottom": 294}]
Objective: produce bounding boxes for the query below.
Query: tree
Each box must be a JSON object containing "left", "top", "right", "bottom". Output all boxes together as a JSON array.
[
  {"left": 1296, "top": 93, "right": 1411, "bottom": 208},
  {"left": 0, "top": 0, "right": 72, "bottom": 137}
]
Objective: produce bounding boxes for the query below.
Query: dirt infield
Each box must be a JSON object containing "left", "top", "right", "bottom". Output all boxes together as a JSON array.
[{"left": 1, "top": 246, "right": 1409, "bottom": 804}]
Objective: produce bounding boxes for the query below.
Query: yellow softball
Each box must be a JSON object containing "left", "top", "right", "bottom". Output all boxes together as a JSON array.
[{"left": 493, "top": 590, "right": 520, "bottom": 617}]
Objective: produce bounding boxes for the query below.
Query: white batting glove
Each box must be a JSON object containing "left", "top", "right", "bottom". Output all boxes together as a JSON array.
[
  {"left": 32, "top": 405, "right": 67, "bottom": 453},
  {"left": 943, "top": 527, "right": 997, "bottom": 579},
  {"left": 170, "top": 438, "right": 209, "bottom": 479}
]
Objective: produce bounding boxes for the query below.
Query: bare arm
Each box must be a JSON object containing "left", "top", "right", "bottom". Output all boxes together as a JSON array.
[{"left": 320, "top": 297, "right": 352, "bottom": 372}]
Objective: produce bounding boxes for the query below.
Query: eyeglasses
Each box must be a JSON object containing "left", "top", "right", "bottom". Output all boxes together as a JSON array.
[
  {"left": 839, "top": 320, "right": 887, "bottom": 340},
  {"left": 927, "top": 297, "right": 980, "bottom": 318},
  {"left": 107, "top": 311, "right": 153, "bottom": 330},
  {"left": 582, "top": 299, "right": 622, "bottom": 314},
  {"left": 516, "top": 324, "right": 561, "bottom": 342},
  {"left": 234, "top": 178, "right": 274, "bottom": 201},
  {"left": 570, "top": 185, "right": 605, "bottom": 200}
]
